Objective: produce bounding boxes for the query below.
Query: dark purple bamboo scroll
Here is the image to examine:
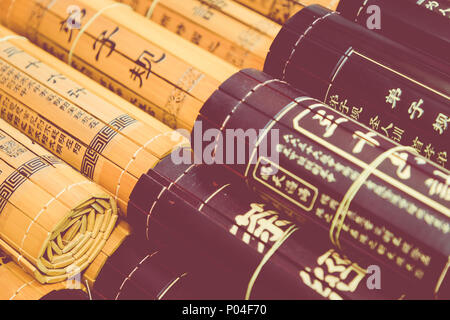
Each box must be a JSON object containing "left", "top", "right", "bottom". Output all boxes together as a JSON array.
[
  {"left": 126, "top": 154, "right": 421, "bottom": 299},
  {"left": 337, "top": 0, "right": 450, "bottom": 63},
  {"left": 194, "top": 68, "right": 450, "bottom": 299},
  {"left": 90, "top": 238, "right": 238, "bottom": 300},
  {"left": 264, "top": 5, "right": 450, "bottom": 169}
]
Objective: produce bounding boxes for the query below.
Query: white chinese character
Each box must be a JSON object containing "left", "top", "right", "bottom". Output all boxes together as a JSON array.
[
  {"left": 312, "top": 110, "right": 348, "bottom": 138},
  {"left": 425, "top": 1, "right": 439, "bottom": 10},
  {"left": 385, "top": 88, "right": 402, "bottom": 109},
  {"left": 388, "top": 152, "right": 412, "bottom": 180},
  {"left": 439, "top": 8, "right": 450, "bottom": 15},
  {"left": 230, "top": 204, "right": 291, "bottom": 253},
  {"left": 352, "top": 131, "right": 380, "bottom": 154}
]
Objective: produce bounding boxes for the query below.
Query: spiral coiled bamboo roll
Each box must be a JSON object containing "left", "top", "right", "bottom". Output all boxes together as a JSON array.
[{"left": 0, "top": 119, "right": 119, "bottom": 283}]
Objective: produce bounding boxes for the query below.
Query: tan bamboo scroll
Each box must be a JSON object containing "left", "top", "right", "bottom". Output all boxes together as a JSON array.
[
  {"left": 83, "top": 220, "right": 131, "bottom": 288},
  {"left": 0, "top": 120, "right": 119, "bottom": 284},
  {"left": 0, "top": 26, "right": 187, "bottom": 215},
  {"left": 115, "top": 0, "right": 280, "bottom": 69},
  {"left": 0, "top": 250, "right": 87, "bottom": 300},
  {"left": 0, "top": 0, "right": 238, "bottom": 131},
  {"left": 233, "top": 0, "right": 340, "bottom": 24}
]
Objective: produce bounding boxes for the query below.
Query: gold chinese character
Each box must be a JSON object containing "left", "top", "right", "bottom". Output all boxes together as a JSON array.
[
  {"left": 424, "top": 144, "right": 435, "bottom": 159},
  {"left": 411, "top": 136, "right": 424, "bottom": 153},
  {"left": 351, "top": 107, "right": 363, "bottom": 121},
  {"left": 432, "top": 113, "right": 449, "bottom": 135},
  {"left": 369, "top": 116, "right": 381, "bottom": 130},
  {"left": 408, "top": 99, "right": 424, "bottom": 120},
  {"left": 385, "top": 88, "right": 402, "bottom": 109}
]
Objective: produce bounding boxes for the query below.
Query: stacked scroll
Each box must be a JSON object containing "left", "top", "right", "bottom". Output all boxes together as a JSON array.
[{"left": 0, "top": 0, "right": 447, "bottom": 300}]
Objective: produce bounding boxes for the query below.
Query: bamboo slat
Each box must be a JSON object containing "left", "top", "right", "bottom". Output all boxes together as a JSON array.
[
  {"left": 0, "top": 249, "right": 87, "bottom": 300},
  {"left": 0, "top": 0, "right": 238, "bottom": 130},
  {"left": 0, "top": 26, "right": 187, "bottom": 215},
  {"left": 116, "top": 0, "right": 280, "bottom": 69},
  {"left": 233, "top": 0, "right": 339, "bottom": 24},
  {"left": 0, "top": 119, "right": 119, "bottom": 284}
]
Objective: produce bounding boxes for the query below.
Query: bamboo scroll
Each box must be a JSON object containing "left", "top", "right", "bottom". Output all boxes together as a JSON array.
[
  {"left": 233, "top": 0, "right": 339, "bottom": 24},
  {"left": 195, "top": 68, "right": 450, "bottom": 298},
  {"left": 116, "top": 0, "right": 280, "bottom": 69},
  {"left": 0, "top": 119, "right": 118, "bottom": 284},
  {"left": 0, "top": 0, "right": 238, "bottom": 130},
  {"left": 0, "top": 26, "right": 187, "bottom": 215}
]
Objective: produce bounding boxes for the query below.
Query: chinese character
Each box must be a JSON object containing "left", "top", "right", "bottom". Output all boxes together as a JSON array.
[
  {"left": 425, "top": 1, "right": 439, "bottom": 10},
  {"left": 350, "top": 107, "right": 363, "bottom": 121},
  {"left": 47, "top": 74, "right": 67, "bottom": 84},
  {"left": 408, "top": 99, "right": 424, "bottom": 120},
  {"left": 229, "top": 203, "right": 291, "bottom": 253},
  {"left": 129, "top": 50, "right": 166, "bottom": 88},
  {"left": 424, "top": 144, "right": 435, "bottom": 159},
  {"left": 432, "top": 113, "right": 449, "bottom": 135},
  {"left": 369, "top": 116, "right": 381, "bottom": 130},
  {"left": 352, "top": 131, "right": 380, "bottom": 154},
  {"left": 312, "top": 110, "right": 348, "bottom": 138},
  {"left": 436, "top": 151, "right": 447, "bottom": 167},
  {"left": 388, "top": 152, "right": 412, "bottom": 180},
  {"left": 385, "top": 88, "right": 402, "bottom": 109},
  {"left": 411, "top": 136, "right": 424, "bottom": 153},
  {"left": 59, "top": 6, "right": 86, "bottom": 42},
  {"left": 93, "top": 27, "right": 119, "bottom": 61}
]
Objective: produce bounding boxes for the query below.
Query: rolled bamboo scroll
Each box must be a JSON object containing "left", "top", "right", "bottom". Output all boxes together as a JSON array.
[
  {"left": 195, "top": 68, "right": 450, "bottom": 298},
  {"left": 0, "top": 250, "right": 87, "bottom": 300},
  {"left": 128, "top": 155, "right": 416, "bottom": 299},
  {"left": 0, "top": 26, "right": 187, "bottom": 214},
  {"left": 0, "top": 0, "right": 238, "bottom": 130},
  {"left": 233, "top": 0, "right": 339, "bottom": 24},
  {"left": 0, "top": 120, "right": 118, "bottom": 284},
  {"left": 337, "top": 0, "right": 450, "bottom": 64},
  {"left": 264, "top": 5, "right": 450, "bottom": 168},
  {"left": 116, "top": 0, "right": 280, "bottom": 69}
]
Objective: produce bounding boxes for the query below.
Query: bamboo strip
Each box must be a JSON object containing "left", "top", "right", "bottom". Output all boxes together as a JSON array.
[
  {"left": 0, "top": 120, "right": 118, "bottom": 284},
  {"left": 0, "top": 26, "right": 187, "bottom": 215},
  {"left": 0, "top": 250, "right": 87, "bottom": 300},
  {"left": 116, "top": 0, "right": 279, "bottom": 68},
  {"left": 0, "top": 0, "right": 238, "bottom": 130},
  {"left": 233, "top": 0, "right": 340, "bottom": 24}
]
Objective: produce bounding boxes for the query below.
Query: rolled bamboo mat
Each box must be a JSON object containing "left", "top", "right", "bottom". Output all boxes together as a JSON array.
[
  {"left": 83, "top": 220, "right": 251, "bottom": 299},
  {"left": 0, "top": 26, "right": 187, "bottom": 214},
  {"left": 0, "top": 0, "right": 238, "bottom": 130},
  {"left": 337, "top": 0, "right": 450, "bottom": 64},
  {"left": 265, "top": 5, "right": 450, "bottom": 169},
  {"left": 0, "top": 250, "right": 87, "bottom": 300},
  {"left": 234, "top": 0, "right": 339, "bottom": 24},
  {"left": 195, "top": 68, "right": 450, "bottom": 298},
  {"left": 128, "top": 156, "right": 415, "bottom": 299},
  {"left": 0, "top": 119, "right": 119, "bottom": 284},
  {"left": 116, "top": 0, "right": 279, "bottom": 69}
]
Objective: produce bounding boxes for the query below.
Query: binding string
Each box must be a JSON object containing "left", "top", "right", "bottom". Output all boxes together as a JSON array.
[
  {"left": 68, "top": 3, "right": 131, "bottom": 65},
  {"left": 329, "top": 146, "right": 417, "bottom": 248},
  {"left": 0, "top": 35, "right": 27, "bottom": 42},
  {"left": 245, "top": 224, "right": 298, "bottom": 300},
  {"left": 146, "top": 0, "right": 161, "bottom": 19}
]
